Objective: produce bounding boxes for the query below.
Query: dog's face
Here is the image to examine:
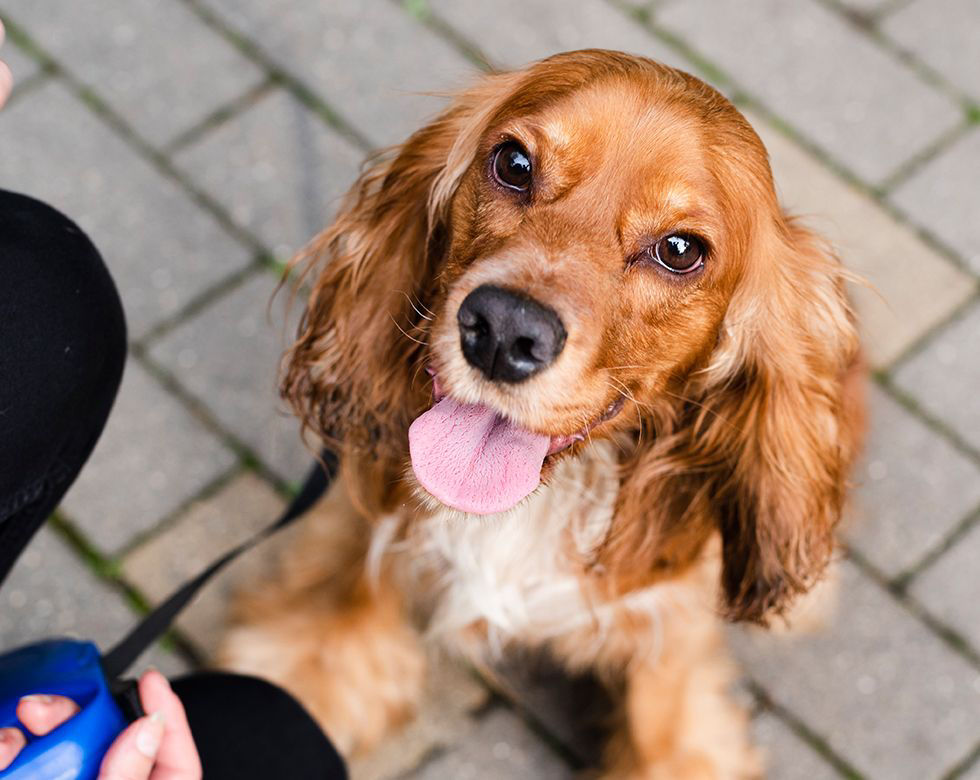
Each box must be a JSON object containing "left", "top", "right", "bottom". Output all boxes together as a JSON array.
[
  {"left": 286, "top": 51, "right": 862, "bottom": 621},
  {"left": 414, "top": 72, "right": 759, "bottom": 514}
]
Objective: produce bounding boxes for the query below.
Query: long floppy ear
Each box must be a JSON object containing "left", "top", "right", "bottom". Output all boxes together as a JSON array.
[
  {"left": 281, "top": 72, "right": 523, "bottom": 487},
  {"left": 706, "top": 218, "right": 863, "bottom": 621},
  {"left": 606, "top": 217, "right": 863, "bottom": 624}
]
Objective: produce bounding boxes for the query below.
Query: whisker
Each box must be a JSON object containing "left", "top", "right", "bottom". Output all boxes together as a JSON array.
[
  {"left": 604, "top": 376, "right": 651, "bottom": 413},
  {"left": 389, "top": 313, "right": 429, "bottom": 346},
  {"left": 599, "top": 369, "right": 745, "bottom": 439},
  {"left": 584, "top": 422, "right": 596, "bottom": 450},
  {"left": 586, "top": 428, "right": 631, "bottom": 460},
  {"left": 632, "top": 400, "right": 645, "bottom": 449},
  {"left": 395, "top": 289, "right": 434, "bottom": 321},
  {"left": 410, "top": 354, "right": 430, "bottom": 388},
  {"left": 658, "top": 388, "right": 742, "bottom": 435}
]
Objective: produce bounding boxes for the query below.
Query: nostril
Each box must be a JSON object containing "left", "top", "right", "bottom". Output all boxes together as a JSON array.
[
  {"left": 511, "top": 336, "right": 537, "bottom": 364},
  {"left": 460, "top": 312, "right": 490, "bottom": 342}
]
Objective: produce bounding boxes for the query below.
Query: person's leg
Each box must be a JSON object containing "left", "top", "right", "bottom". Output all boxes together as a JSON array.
[
  {"left": 0, "top": 190, "right": 349, "bottom": 777},
  {"left": 0, "top": 190, "right": 126, "bottom": 584},
  {"left": 172, "top": 672, "right": 348, "bottom": 779}
]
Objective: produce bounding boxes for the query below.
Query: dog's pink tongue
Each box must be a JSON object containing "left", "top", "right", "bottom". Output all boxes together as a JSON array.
[{"left": 409, "top": 396, "right": 550, "bottom": 515}]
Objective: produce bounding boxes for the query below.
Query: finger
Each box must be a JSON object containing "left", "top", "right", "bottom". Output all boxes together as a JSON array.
[
  {"left": 137, "top": 670, "right": 201, "bottom": 779},
  {"left": 16, "top": 694, "right": 81, "bottom": 736},
  {"left": 0, "top": 18, "right": 6, "bottom": 48},
  {"left": 0, "top": 728, "right": 27, "bottom": 771},
  {"left": 97, "top": 713, "right": 164, "bottom": 780},
  {"left": 0, "top": 60, "right": 11, "bottom": 110}
]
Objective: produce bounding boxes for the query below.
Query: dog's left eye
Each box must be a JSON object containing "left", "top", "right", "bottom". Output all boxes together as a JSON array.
[
  {"left": 653, "top": 234, "right": 705, "bottom": 274},
  {"left": 492, "top": 142, "right": 533, "bottom": 191}
]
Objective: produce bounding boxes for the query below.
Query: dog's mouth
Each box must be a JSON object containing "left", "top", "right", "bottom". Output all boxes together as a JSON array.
[{"left": 408, "top": 370, "right": 624, "bottom": 515}]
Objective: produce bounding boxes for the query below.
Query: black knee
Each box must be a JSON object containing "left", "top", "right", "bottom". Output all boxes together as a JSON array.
[
  {"left": 0, "top": 190, "right": 126, "bottom": 580},
  {"left": 172, "top": 672, "right": 348, "bottom": 779}
]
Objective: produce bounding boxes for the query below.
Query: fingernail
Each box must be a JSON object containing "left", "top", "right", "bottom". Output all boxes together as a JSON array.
[
  {"left": 136, "top": 712, "right": 165, "bottom": 758},
  {"left": 20, "top": 694, "right": 55, "bottom": 704}
]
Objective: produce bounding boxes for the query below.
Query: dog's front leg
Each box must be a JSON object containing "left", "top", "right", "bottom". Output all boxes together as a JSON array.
[
  {"left": 601, "top": 613, "right": 760, "bottom": 780},
  {"left": 217, "top": 479, "right": 425, "bottom": 758}
]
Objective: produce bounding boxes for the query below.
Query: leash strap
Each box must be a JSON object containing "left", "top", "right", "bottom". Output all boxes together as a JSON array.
[{"left": 102, "top": 450, "right": 337, "bottom": 679}]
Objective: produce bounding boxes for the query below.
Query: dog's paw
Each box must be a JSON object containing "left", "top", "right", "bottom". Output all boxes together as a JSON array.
[
  {"left": 218, "top": 601, "right": 425, "bottom": 757},
  {"left": 601, "top": 750, "right": 761, "bottom": 780}
]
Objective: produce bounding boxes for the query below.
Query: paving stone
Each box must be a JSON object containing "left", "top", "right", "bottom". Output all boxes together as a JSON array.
[
  {"left": 846, "top": 384, "right": 980, "bottom": 578},
  {"left": 406, "top": 707, "right": 573, "bottom": 780},
  {"left": 428, "top": 0, "right": 687, "bottom": 71},
  {"left": 199, "top": 0, "right": 475, "bottom": 148},
  {"left": 747, "top": 110, "right": 976, "bottom": 368},
  {"left": 753, "top": 711, "right": 842, "bottom": 780},
  {"left": 1, "top": 0, "right": 264, "bottom": 147},
  {"left": 832, "top": 0, "right": 893, "bottom": 15},
  {"left": 60, "top": 358, "right": 237, "bottom": 554},
  {"left": 121, "top": 471, "right": 285, "bottom": 658},
  {"left": 882, "top": 0, "right": 980, "bottom": 103},
  {"left": 731, "top": 560, "right": 980, "bottom": 779},
  {"left": 908, "top": 520, "right": 980, "bottom": 655},
  {"left": 620, "top": 0, "right": 670, "bottom": 12},
  {"left": 732, "top": 676, "right": 760, "bottom": 716},
  {"left": 0, "top": 80, "right": 252, "bottom": 338},
  {"left": 351, "top": 653, "right": 490, "bottom": 780},
  {"left": 147, "top": 271, "right": 310, "bottom": 483},
  {"left": 0, "top": 527, "right": 188, "bottom": 677},
  {"left": 892, "top": 301, "right": 980, "bottom": 455},
  {"left": 960, "top": 755, "right": 980, "bottom": 780},
  {"left": 1, "top": 38, "right": 40, "bottom": 83},
  {"left": 658, "top": 0, "right": 962, "bottom": 184},
  {"left": 890, "top": 127, "right": 980, "bottom": 276},
  {"left": 174, "top": 88, "right": 363, "bottom": 261}
]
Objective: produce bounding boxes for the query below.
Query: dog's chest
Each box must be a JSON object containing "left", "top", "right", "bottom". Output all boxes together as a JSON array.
[{"left": 392, "top": 443, "right": 626, "bottom": 646}]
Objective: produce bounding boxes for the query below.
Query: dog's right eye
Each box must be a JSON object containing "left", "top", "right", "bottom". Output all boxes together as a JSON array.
[
  {"left": 653, "top": 234, "right": 706, "bottom": 274},
  {"left": 492, "top": 142, "right": 533, "bottom": 192}
]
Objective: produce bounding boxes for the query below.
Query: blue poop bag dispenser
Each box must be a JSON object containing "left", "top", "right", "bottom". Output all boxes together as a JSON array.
[{"left": 0, "top": 639, "right": 130, "bottom": 779}]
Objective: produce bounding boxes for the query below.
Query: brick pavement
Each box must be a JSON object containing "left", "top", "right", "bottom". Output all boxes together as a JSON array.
[{"left": 1, "top": 1, "right": 978, "bottom": 777}]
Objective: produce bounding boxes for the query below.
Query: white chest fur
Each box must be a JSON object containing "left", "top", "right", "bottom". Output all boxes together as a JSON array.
[{"left": 371, "top": 441, "right": 673, "bottom": 651}]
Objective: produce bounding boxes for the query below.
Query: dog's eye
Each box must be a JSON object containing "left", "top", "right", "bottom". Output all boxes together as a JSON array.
[
  {"left": 653, "top": 234, "right": 705, "bottom": 274},
  {"left": 492, "top": 142, "right": 533, "bottom": 191}
]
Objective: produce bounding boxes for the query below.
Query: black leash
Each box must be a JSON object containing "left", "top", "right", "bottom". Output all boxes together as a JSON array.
[{"left": 102, "top": 450, "right": 337, "bottom": 679}]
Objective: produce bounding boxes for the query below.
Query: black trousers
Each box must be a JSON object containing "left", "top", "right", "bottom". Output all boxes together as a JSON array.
[{"left": 0, "top": 190, "right": 347, "bottom": 779}]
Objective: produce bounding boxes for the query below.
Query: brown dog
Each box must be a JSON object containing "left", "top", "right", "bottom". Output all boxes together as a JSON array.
[{"left": 220, "top": 50, "right": 864, "bottom": 778}]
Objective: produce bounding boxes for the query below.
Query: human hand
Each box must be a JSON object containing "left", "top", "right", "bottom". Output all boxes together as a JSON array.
[
  {"left": 0, "top": 668, "right": 202, "bottom": 779},
  {"left": 0, "top": 20, "right": 13, "bottom": 110}
]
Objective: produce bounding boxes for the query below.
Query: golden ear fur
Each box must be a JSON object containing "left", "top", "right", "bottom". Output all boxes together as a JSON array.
[{"left": 604, "top": 215, "right": 863, "bottom": 623}]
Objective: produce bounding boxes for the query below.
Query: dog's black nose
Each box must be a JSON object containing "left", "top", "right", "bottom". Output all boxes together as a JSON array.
[{"left": 457, "top": 285, "right": 566, "bottom": 383}]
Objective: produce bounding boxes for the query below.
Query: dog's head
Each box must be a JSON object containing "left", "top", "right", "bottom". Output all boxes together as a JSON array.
[{"left": 284, "top": 50, "right": 862, "bottom": 623}]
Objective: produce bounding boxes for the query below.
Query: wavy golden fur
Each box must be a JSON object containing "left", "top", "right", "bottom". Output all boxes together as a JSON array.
[{"left": 225, "top": 50, "right": 864, "bottom": 777}]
